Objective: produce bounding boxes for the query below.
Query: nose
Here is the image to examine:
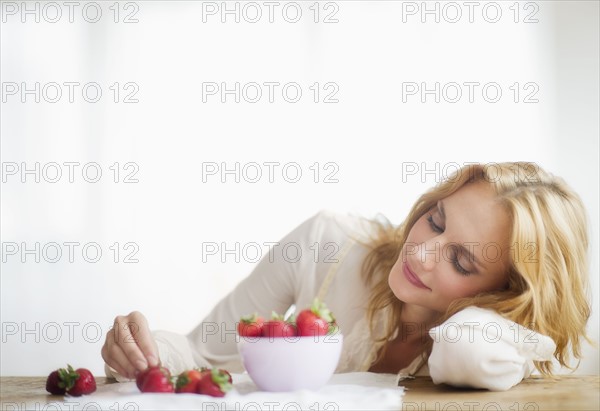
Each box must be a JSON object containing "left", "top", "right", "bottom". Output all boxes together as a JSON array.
[{"left": 417, "top": 239, "right": 440, "bottom": 272}]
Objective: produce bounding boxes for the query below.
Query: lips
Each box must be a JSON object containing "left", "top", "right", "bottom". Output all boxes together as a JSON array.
[{"left": 403, "top": 262, "right": 431, "bottom": 290}]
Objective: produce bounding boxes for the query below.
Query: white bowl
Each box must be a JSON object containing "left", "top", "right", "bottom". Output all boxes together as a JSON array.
[{"left": 237, "top": 334, "right": 344, "bottom": 392}]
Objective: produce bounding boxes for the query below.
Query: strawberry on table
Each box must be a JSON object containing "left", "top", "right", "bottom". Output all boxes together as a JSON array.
[
  {"left": 45, "top": 370, "right": 66, "bottom": 395},
  {"left": 220, "top": 368, "right": 233, "bottom": 384},
  {"left": 135, "top": 368, "right": 149, "bottom": 390},
  {"left": 262, "top": 311, "right": 297, "bottom": 338},
  {"left": 46, "top": 365, "right": 96, "bottom": 396},
  {"left": 296, "top": 298, "right": 335, "bottom": 337},
  {"left": 138, "top": 366, "right": 174, "bottom": 393},
  {"left": 197, "top": 368, "right": 232, "bottom": 397},
  {"left": 199, "top": 367, "right": 233, "bottom": 384},
  {"left": 175, "top": 369, "right": 203, "bottom": 393},
  {"left": 68, "top": 368, "right": 96, "bottom": 397},
  {"left": 237, "top": 313, "right": 264, "bottom": 337}
]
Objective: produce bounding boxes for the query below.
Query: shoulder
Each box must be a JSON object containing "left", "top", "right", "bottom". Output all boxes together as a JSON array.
[{"left": 302, "top": 209, "right": 378, "bottom": 245}]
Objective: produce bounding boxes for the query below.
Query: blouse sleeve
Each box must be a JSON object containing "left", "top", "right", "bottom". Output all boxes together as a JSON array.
[
  {"left": 426, "top": 306, "right": 557, "bottom": 391},
  {"left": 105, "top": 211, "right": 336, "bottom": 381}
]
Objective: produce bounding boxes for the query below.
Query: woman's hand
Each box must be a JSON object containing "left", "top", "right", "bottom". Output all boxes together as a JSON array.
[{"left": 101, "top": 311, "right": 159, "bottom": 379}]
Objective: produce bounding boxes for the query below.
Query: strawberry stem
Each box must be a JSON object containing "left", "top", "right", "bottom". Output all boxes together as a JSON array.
[
  {"left": 175, "top": 373, "right": 189, "bottom": 390},
  {"left": 211, "top": 368, "right": 232, "bottom": 393},
  {"left": 58, "top": 364, "right": 80, "bottom": 391},
  {"left": 240, "top": 313, "right": 258, "bottom": 324},
  {"left": 270, "top": 311, "right": 284, "bottom": 321},
  {"left": 311, "top": 298, "right": 334, "bottom": 323}
]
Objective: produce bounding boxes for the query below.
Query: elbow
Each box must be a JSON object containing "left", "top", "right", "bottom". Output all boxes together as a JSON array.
[{"left": 428, "top": 337, "right": 527, "bottom": 391}]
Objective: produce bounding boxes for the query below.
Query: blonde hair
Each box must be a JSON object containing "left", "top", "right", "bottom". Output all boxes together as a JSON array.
[{"left": 360, "top": 162, "right": 591, "bottom": 375}]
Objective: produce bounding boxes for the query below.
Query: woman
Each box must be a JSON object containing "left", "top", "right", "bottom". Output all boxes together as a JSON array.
[{"left": 101, "top": 162, "right": 591, "bottom": 391}]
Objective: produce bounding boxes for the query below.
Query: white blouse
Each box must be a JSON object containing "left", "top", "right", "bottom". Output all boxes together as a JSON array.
[{"left": 105, "top": 210, "right": 556, "bottom": 391}]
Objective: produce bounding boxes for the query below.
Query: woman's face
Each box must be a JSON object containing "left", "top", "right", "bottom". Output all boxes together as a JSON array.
[{"left": 389, "top": 181, "right": 512, "bottom": 313}]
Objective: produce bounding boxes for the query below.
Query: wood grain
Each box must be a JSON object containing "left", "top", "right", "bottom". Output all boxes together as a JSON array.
[{"left": 401, "top": 375, "right": 599, "bottom": 411}]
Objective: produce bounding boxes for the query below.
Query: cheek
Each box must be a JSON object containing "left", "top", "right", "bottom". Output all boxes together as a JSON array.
[
  {"left": 447, "top": 280, "right": 472, "bottom": 298},
  {"left": 407, "top": 217, "right": 430, "bottom": 243},
  {"left": 434, "top": 274, "right": 479, "bottom": 300}
]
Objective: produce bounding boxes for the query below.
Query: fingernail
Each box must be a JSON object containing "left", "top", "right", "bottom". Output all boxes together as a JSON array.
[
  {"left": 147, "top": 355, "right": 157, "bottom": 366},
  {"left": 136, "top": 359, "right": 147, "bottom": 370}
]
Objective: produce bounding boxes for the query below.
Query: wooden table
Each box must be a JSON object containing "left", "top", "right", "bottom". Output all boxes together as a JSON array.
[
  {"left": 1, "top": 376, "right": 598, "bottom": 410},
  {"left": 400, "top": 376, "right": 599, "bottom": 411}
]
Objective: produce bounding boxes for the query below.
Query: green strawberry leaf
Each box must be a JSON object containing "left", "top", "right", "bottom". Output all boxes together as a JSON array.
[
  {"left": 176, "top": 373, "right": 189, "bottom": 389},
  {"left": 211, "top": 368, "right": 232, "bottom": 393},
  {"left": 270, "top": 311, "right": 284, "bottom": 321},
  {"left": 240, "top": 313, "right": 258, "bottom": 324},
  {"left": 311, "top": 298, "right": 334, "bottom": 323},
  {"left": 58, "top": 364, "right": 79, "bottom": 391}
]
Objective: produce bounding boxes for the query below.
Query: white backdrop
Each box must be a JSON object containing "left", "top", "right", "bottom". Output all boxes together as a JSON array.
[{"left": 1, "top": 1, "right": 598, "bottom": 376}]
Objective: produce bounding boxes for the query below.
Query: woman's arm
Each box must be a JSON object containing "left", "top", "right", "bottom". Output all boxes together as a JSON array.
[
  {"left": 103, "top": 211, "right": 334, "bottom": 380},
  {"left": 427, "top": 306, "right": 556, "bottom": 391}
]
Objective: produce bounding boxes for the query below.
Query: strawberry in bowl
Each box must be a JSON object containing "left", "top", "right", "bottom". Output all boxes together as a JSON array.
[{"left": 237, "top": 299, "right": 343, "bottom": 392}]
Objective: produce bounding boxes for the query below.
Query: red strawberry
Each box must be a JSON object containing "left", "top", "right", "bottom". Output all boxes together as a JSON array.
[
  {"left": 262, "top": 311, "right": 297, "bottom": 338},
  {"left": 139, "top": 366, "right": 174, "bottom": 393},
  {"left": 68, "top": 368, "right": 96, "bottom": 396},
  {"left": 197, "top": 368, "right": 232, "bottom": 397},
  {"left": 175, "top": 369, "right": 203, "bottom": 393},
  {"left": 237, "top": 313, "right": 264, "bottom": 337},
  {"left": 45, "top": 370, "right": 66, "bottom": 395},
  {"left": 136, "top": 368, "right": 149, "bottom": 390},
  {"left": 136, "top": 365, "right": 171, "bottom": 390},
  {"left": 46, "top": 365, "right": 96, "bottom": 396},
  {"left": 296, "top": 298, "right": 334, "bottom": 337},
  {"left": 199, "top": 367, "right": 233, "bottom": 384}
]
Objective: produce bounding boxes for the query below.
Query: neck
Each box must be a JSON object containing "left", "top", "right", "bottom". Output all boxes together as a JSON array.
[{"left": 396, "top": 303, "right": 440, "bottom": 344}]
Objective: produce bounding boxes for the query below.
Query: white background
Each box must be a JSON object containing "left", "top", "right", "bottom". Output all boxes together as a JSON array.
[{"left": 1, "top": 0, "right": 598, "bottom": 376}]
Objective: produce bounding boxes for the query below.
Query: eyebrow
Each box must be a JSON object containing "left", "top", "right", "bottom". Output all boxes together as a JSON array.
[{"left": 438, "top": 200, "right": 483, "bottom": 271}]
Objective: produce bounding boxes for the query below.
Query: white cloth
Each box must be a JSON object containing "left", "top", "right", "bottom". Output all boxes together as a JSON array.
[
  {"left": 427, "top": 306, "right": 556, "bottom": 391},
  {"left": 105, "top": 210, "right": 557, "bottom": 391},
  {"left": 23, "top": 373, "right": 404, "bottom": 411}
]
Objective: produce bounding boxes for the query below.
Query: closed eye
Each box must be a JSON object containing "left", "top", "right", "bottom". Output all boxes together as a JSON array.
[
  {"left": 449, "top": 246, "right": 471, "bottom": 276},
  {"left": 426, "top": 213, "right": 471, "bottom": 276},
  {"left": 427, "top": 214, "right": 443, "bottom": 233}
]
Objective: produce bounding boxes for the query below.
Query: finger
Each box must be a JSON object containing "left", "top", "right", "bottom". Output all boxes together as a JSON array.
[
  {"left": 129, "top": 311, "right": 159, "bottom": 367},
  {"left": 114, "top": 316, "right": 148, "bottom": 372},
  {"left": 103, "top": 341, "right": 137, "bottom": 379},
  {"left": 101, "top": 330, "right": 114, "bottom": 363}
]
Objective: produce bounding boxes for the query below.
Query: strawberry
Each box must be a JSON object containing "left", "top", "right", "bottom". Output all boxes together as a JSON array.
[
  {"left": 262, "top": 311, "right": 297, "bottom": 338},
  {"left": 139, "top": 366, "right": 174, "bottom": 393},
  {"left": 46, "top": 365, "right": 96, "bottom": 396},
  {"left": 68, "top": 368, "right": 96, "bottom": 397},
  {"left": 198, "top": 367, "right": 232, "bottom": 384},
  {"left": 135, "top": 368, "right": 149, "bottom": 390},
  {"left": 45, "top": 370, "right": 66, "bottom": 395},
  {"left": 175, "top": 369, "right": 203, "bottom": 393},
  {"left": 237, "top": 313, "right": 264, "bottom": 337},
  {"left": 136, "top": 365, "right": 169, "bottom": 390},
  {"left": 296, "top": 298, "right": 334, "bottom": 337},
  {"left": 327, "top": 321, "right": 340, "bottom": 335},
  {"left": 220, "top": 368, "right": 233, "bottom": 384},
  {"left": 197, "top": 368, "right": 232, "bottom": 397}
]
